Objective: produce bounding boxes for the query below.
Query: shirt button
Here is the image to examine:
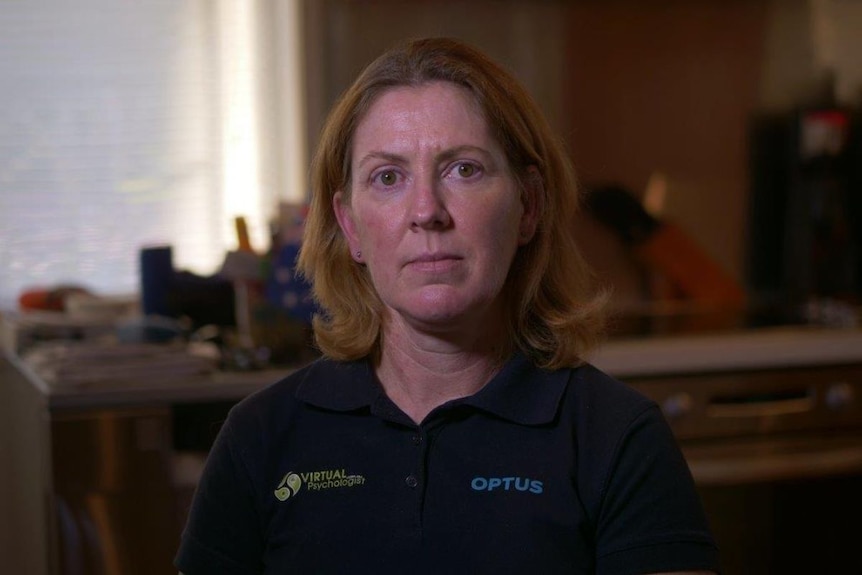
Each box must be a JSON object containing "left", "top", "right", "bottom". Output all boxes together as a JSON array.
[
  {"left": 412, "top": 434, "right": 422, "bottom": 445},
  {"left": 405, "top": 475, "right": 419, "bottom": 488}
]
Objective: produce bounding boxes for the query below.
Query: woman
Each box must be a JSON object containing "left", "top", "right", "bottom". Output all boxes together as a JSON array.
[{"left": 176, "top": 37, "right": 720, "bottom": 574}]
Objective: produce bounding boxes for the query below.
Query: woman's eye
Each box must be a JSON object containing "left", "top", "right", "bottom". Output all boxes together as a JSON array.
[
  {"left": 376, "top": 170, "right": 398, "bottom": 186},
  {"left": 454, "top": 162, "right": 480, "bottom": 178}
]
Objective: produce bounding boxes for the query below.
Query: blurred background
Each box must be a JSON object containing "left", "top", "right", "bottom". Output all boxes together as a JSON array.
[
  {"left": 2, "top": 1, "right": 862, "bottom": 574},
  {"left": 1, "top": 0, "right": 860, "bottom": 318}
]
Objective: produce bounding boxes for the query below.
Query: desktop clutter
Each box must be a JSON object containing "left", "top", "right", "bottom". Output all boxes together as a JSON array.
[{"left": 9, "top": 203, "right": 318, "bottom": 386}]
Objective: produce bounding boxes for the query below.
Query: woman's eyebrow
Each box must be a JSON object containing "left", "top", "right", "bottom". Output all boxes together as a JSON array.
[
  {"left": 356, "top": 145, "right": 495, "bottom": 171},
  {"left": 356, "top": 151, "right": 406, "bottom": 171},
  {"left": 436, "top": 145, "right": 492, "bottom": 163}
]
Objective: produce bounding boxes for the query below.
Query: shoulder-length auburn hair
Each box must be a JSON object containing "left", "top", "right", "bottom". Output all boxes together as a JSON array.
[{"left": 298, "top": 37, "right": 606, "bottom": 369}]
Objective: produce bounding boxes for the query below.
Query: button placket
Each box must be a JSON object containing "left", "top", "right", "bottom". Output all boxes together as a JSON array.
[
  {"left": 398, "top": 427, "right": 427, "bottom": 532},
  {"left": 406, "top": 429, "right": 425, "bottom": 490}
]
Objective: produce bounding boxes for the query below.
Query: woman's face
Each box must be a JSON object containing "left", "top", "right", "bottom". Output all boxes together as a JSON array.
[{"left": 334, "top": 81, "right": 538, "bottom": 335}]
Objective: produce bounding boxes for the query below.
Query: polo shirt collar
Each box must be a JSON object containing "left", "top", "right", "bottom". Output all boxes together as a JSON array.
[
  {"left": 295, "top": 353, "right": 570, "bottom": 426},
  {"left": 295, "top": 358, "right": 379, "bottom": 411},
  {"left": 461, "top": 353, "right": 569, "bottom": 426}
]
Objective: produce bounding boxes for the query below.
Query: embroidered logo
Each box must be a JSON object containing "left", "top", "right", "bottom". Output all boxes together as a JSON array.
[
  {"left": 274, "top": 468, "right": 366, "bottom": 501},
  {"left": 274, "top": 472, "right": 302, "bottom": 501},
  {"left": 471, "top": 476, "right": 544, "bottom": 494}
]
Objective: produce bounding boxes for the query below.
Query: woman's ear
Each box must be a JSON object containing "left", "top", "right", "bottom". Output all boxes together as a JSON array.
[
  {"left": 333, "top": 191, "right": 362, "bottom": 259},
  {"left": 518, "top": 166, "right": 544, "bottom": 245}
]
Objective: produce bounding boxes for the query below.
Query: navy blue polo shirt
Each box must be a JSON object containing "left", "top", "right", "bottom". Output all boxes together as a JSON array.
[{"left": 175, "top": 354, "right": 720, "bottom": 575}]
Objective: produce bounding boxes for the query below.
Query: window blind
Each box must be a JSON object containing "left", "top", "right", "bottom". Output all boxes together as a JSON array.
[{"left": 0, "top": 0, "right": 245, "bottom": 309}]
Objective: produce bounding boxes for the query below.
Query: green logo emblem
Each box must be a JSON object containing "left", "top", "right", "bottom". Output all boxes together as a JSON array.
[{"left": 274, "top": 472, "right": 302, "bottom": 501}]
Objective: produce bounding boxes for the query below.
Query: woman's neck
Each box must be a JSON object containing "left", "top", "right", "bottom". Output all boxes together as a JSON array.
[{"left": 375, "top": 316, "right": 506, "bottom": 424}]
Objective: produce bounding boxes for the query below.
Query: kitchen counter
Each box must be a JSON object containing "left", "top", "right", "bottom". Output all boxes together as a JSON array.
[
  {"left": 588, "top": 325, "right": 862, "bottom": 378},
  {"left": 5, "top": 325, "right": 862, "bottom": 410},
  {"left": 5, "top": 350, "right": 294, "bottom": 410},
  {"left": 0, "top": 351, "right": 295, "bottom": 575}
]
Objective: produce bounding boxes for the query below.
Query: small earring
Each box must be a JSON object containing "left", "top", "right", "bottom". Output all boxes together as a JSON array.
[{"left": 355, "top": 250, "right": 362, "bottom": 260}]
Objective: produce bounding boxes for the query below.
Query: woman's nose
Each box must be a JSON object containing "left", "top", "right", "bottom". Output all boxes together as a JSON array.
[{"left": 409, "top": 179, "right": 451, "bottom": 230}]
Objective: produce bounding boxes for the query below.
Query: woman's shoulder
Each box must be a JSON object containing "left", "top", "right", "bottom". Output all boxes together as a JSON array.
[
  {"left": 228, "top": 357, "right": 366, "bottom": 424},
  {"left": 561, "top": 362, "right": 662, "bottom": 437},
  {"left": 568, "top": 362, "right": 655, "bottom": 409}
]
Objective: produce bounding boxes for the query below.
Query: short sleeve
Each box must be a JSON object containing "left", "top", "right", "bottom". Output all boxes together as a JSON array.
[
  {"left": 174, "top": 412, "right": 265, "bottom": 575},
  {"left": 594, "top": 405, "right": 721, "bottom": 574}
]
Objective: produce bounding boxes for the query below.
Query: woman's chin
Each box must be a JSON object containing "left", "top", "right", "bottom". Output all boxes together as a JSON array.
[{"left": 390, "top": 293, "right": 502, "bottom": 335}]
